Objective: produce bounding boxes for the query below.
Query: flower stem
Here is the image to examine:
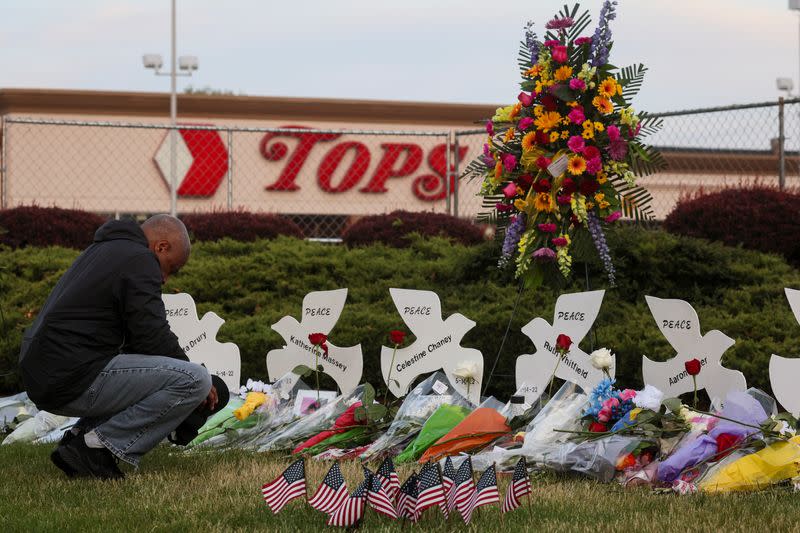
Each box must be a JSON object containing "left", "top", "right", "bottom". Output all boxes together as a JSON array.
[
  {"left": 385, "top": 344, "right": 398, "bottom": 407},
  {"left": 547, "top": 353, "right": 563, "bottom": 399},
  {"left": 314, "top": 345, "right": 320, "bottom": 400},
  {"left": 692, "top": 375, "right": 697, "bottom": 409}
]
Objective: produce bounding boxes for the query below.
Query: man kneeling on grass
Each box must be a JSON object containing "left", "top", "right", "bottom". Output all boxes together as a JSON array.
[{"left": 18, "top": 214, "right": 223, "bottom": 480}]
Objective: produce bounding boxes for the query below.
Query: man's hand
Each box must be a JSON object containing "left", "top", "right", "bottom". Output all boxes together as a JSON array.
[{"left": 201, "top": 385, "right": 218, "bottom": 411}]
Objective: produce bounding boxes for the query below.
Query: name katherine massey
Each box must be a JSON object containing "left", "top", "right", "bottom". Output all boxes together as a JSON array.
[{"left": 289, "top": 335, "right": 348, "bottom": 372}]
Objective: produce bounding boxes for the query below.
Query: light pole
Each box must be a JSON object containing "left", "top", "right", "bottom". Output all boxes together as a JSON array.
[{"left": 142, "top": 0, "right": 198, "bottom": 217}]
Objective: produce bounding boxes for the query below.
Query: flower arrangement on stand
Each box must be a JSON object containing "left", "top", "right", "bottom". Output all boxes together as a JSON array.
[{"left": 465, "top": 2, "right": 665, "bottom": 288}]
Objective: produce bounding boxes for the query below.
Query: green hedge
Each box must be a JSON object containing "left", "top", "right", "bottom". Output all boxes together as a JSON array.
[{"left": 2, "top": 227, "right": 800, "bottom": 401}]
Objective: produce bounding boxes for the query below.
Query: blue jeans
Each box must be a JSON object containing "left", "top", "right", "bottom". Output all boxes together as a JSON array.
[{"left": 51, "top": 354, "right": 211, "bottom": 466}]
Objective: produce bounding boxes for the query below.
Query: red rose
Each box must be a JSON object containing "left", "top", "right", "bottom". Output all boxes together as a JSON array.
[
  {"left": 308, "top": 333, "right": 328, "bottom": 346},
  {"left": 517, "top": 174, "right": 534, "bottom": 189},
  {"left": 540, "top": 94, "right": 558, "bottom": 112},
  {"left": 579, "top": 178, "right": 599, "bottom": 196},
  {"left": 552, "top": 45, "right": 568, "bottom": 63},
  {"left": 588, "top": 422, "right": 607, "bottom": 433},
  {"left": 715, "top": 433, "right": 740, "bottom": 455},
  {"left": 389, "top": 330, "right": 406, "bottom": 345},
  {"left": 583, "top": 145, "right": 600, "bottom": 160},
  {"left": 533, "top": 178, "right": 551, "bottom": 193},
  {"left": 555, "top": 333, "right": 572, "bottom": 353},
  {"left": 561, "top": 177, "right": 577, "bottom": 194},
  {"left": 535, "top": 156, "right": 552, "bottom": 170},
  {"left": 685, "top": 358, "right": 701, "bottom": 376}
]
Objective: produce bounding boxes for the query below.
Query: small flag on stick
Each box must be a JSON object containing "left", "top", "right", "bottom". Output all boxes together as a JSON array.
[
  {"left": 463, "top": 464, "right": 500, "bottom": 524},
  {"left": 416, "top": 462, "right": 446, "bottom": 515},
  {"left": 308, "top": 462, "right": 348, "bottom": 514},
  {"left": 365, "top": 467, "right": 398, "bottom": 519},
  {"left": 501, "top": 457, "right": 532, "bottom": 514},
  {"left": 396, "top": 472, "right": 420, "bottom": 523},
  {"left": 376, "top": 456, "right": 401, "bottom": 501},
  {"left": 448, "top": 457, "right": 475, "bottom": 517},
  {"left": 261, "top": 458, "right": 306, "bottom": 514},
  {"left": 328, "top": 477, "right": 369, "bottom": 527}
]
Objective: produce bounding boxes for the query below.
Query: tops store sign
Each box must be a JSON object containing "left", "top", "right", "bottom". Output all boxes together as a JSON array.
[{"left": 153, "top": 124, "right": 471, "bottom": 204}]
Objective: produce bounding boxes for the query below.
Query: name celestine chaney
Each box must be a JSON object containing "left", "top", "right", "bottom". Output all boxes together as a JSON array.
[
  {"left": 289, "top": 335, "right": 348, "bottom": 372},
  {"left": 544, "top": 340, "right": 588, "bottom": 379},
  {"left": 396, "top": 335, "right": 452, "bottom": 372}
]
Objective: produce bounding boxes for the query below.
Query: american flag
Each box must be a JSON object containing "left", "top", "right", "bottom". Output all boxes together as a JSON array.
[
  {"left": 376, "top": 457, "right": 401, "bottom": 501},
  {"left": 448, "top": 457, "right": 475, "bottom": 517},
  {"left": 327, "top": 477, "right": 369, "bottom": 527},
  {"left": 440, "top": 456, "right": 456, "bottom": 519},
  {"left": 501, "top": 457, "right": 532, "bottom": 513},
  {"left": 415, "top": 462, "right": 447, "bottom": 516},
  {"left": 365, "top": 467, "right": 398, "bottom": 519},
  {"left": 308, "top": 462, "right": 348, "bottom": 514},
  {"left": 463, "top": 465, "right": 500, "bottom": 524},
  {"left": 261, "top": 458, "right": 306, "bottom": 514},
  {"left": 396, "top": 473, "right": 420, "bottom": 523}
]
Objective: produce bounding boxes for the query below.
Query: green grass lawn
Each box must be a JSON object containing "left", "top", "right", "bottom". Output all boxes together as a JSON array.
[{"left": 2, "top": 443, "right": 800, "bottom": 532}]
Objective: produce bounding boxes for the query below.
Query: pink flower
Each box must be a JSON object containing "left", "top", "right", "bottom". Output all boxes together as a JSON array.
[
  {"left": 538, "top": 223, "right": 557, "bottom": 233},
  {"left": 583, "top": 145, "right": 600, "bottom": 160},
  {"left": 585, "top": 157, "right": 602, "bottom": 174},
  {"left": 567, "top": 107, "right": 585, "bottom": 124},
  {"left": 503, "top": 182, "right": 517, "bottom": 198},
  {"left": 518, "top": 117, "right": 534, "bottom": 131},
  {"left": 569, "top": 78, "right": 586, "bottom": 91},
  {"left": 552, "top": 237, "right": 568, "bottom": 247},
  {"left": 557, "top": 194, "right": 572, "bottom": 205},
  {"left": 620, "top": 389, "right": 637, "bottom": 401},
  {"left": 603, "top": 397, "right": 620, "bottom": 409},
  {"left": 543, "top": 39, "right": 560, "bottom": 47},
  {"left": 535, "top": 156, "right": 551, "bottom": 170},
  {"left": 575, "top": 36, "right": 592, "bottom": 46},
  {"left": 605, "top": 211, "right": 622, "bottom": 223},
  {"left": 598, "top": 407, "right": 611, "bottom": 423},
  {"left": 545, "top": 17, "right": 574, "bottom": 30},
  {"left": 496, "top": 202, "right": 513, "bottom": 212},
  {"left": 518, "top": 91, "right": 533, "bottom": 107},
  {"left": 629, "top": 123, "right": 641, "bottom": 139},
  {"left": 532, "top": 247, "right": 556, "bottom": 262},
  {"left": 502, "top": 153, "right": 517, "bottom": 171},
  {"left": 608, "top": 140, "right": 628, "bottom": 161},
  {"left": 552, "top": 45, "right": 568, "bottom": 64},
  {"left": 486, "top": 121, "right": 494, "bottom": 136},
  {"left": 567, "top": 135, "right": 585, "bottom": 154},
  {"left": 606, "top": 125, "right": 620, "bottom": 141}
]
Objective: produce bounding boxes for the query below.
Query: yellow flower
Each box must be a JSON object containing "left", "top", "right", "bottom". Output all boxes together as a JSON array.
[
  {"left": 599, "top": 200, "right": 610, "bottom": 209},
  {"left": 586, "top": 201, "right": 595, "bottom": 209},
  {"left": 554, "top": 65, "right": 573, "bottom": 81},
  {"left": 525, "top": 65, "right": 542, "bottom": 78},
  {"left": 494, "top": 161, "right": 503, "bottom": 181},
  {"left": 592, "top": 96, "right": 613, "bottom": 115},
  {"left": 534, "top": 192, "right": 555, "bottom": 213},
  {"left": 521, "top": 131, "right": 538, "bottom": 152},
  {"left": 581, "top": 125, "right": 595, "bottom": 140},
  {"left": 598, "top": 77, "right": 617, "bottom": 98},
  {"left": 534, "top": 81, "right": 545, "bottom": 94},
  {"left": 533, "top": 105, "right": 544, "bottom": 117},
  {"left": 567, "top": 155, "right": 587, "bottom": 175},
  {"left": 597, "top": 171, "right": 608, "bottom": 184},
  {"left": 560, "top": 130, "right": 570, "bottom": 139},
  {"left": 510, "top": 102, "right": 522, "bottom": 120},
  {"left": 514, "top": 198, "right": 528, "bottom": 211},
  {"left": 549, "top": 131, "right": 560, "bottom": 143},
  {"left": 593, "top": 121, "right": 605, "bottom": 132},
  {"left": 493, "top": 104, "right": 517, "bottom": 122},
  {"left": 629, "top": 408, "right": 643, "bottom": 421},
  {"left": 594, "top": 193, "right": 605, "bottom": 203},
  {"left": 504, "top": 127, "right": 515, "bottom": 143},
  {"left": 535, "top": 111, "right": 562, "bottom": 132},
  {"left": 566, "top": 101, "right": 580, "bottom": 108}
]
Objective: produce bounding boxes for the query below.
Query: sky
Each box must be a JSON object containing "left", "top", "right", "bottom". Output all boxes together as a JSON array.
[{"left": 1, "top": 0, "right": 799, "bottom": 113}]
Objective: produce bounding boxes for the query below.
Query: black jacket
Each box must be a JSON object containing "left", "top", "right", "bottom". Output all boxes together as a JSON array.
[{"left": 19, "top": 219, "right": 187, "bottom": 410}]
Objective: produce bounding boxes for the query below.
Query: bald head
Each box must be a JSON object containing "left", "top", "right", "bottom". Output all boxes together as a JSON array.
[{"left": 141, "top": 214, "right": 191, "bottom": 284}]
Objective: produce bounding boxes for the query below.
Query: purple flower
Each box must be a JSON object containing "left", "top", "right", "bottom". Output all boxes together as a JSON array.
[
  {"left": 524, "top": 20, "right": 540, "bottom": 64},
  {"left": 501, "top": 213, "right": 527, "bottom": 259},
  {"left": 502, "top": 153, "right": 517, "bottom": 171},
  {"left": 532, "top": 247, "right": 557, "bottom": 262},
  {"left": 545, "top": 17, "right": 574, "bottom": 30},
  {"left": 607, "top": 140, "right": 628, "bottom": 161},
  {"left": 587, "top": 212, "right": 616, "bottom": 286},
  {"left": 589, "top": 1, "right": 618, "bottom": 67}
]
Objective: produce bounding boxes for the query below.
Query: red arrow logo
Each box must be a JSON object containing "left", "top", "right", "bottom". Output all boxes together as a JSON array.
[{"left": 177, "top": 128, "right": 229, "bottom": 197}]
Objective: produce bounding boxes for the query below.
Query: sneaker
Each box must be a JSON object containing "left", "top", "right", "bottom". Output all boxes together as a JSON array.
[
  {"left": 51, "top": 433, "right": 125, "bottom": 480},
  {"left": 50, "top": 428, "right": 81, "bottom": 477}
]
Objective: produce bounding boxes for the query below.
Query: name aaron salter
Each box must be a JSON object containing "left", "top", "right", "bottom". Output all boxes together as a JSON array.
[
  {"left": 289, "top": 335, "right": 348, "bottom": 372},
  {"left": 543, "top": 340, "right": 588, "bottom": 378},
  {"left": 395, "top": 335, "right": 452, "bottom": 372}
]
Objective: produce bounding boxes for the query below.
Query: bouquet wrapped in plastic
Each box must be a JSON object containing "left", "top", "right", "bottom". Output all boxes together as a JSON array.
[
  {"left": 396, "top": 403, "right": 472, "bottom": 464},
  {"left": 360, "top": 372, "right": 471, "bottom": 461}
]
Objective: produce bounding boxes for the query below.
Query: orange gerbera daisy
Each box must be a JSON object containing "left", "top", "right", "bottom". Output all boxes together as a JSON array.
[
  {"left": 534, "top": 192, "right": 555, "bottom": 213},
  {"left": 592, "top": 96, "right": 613, "bottom": 115},
  {"left": 567, "top": 155, "right": 587, "bottom": 175},
  {"left": 525, "top": 64, "right": 543, "bottom": 78},
  {"left": 598, "top": 77, "right": 617, "bottom": 98},
  {"left": 510, "top": 102, "right": 522, "bottom": 120},
  {"left": 534, "top": 111, "right": 562, "bottom": 132},
  {"left": 521, "top": 131, "right": 538, "bottom": 152},
  {"left": 554, "top": 65, "right": 573, "bottom": 82}
]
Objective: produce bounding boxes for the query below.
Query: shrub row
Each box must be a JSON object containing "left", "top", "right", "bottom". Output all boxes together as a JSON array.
[
  {"left": 2, "top": 227, "right": 800, "bottom": 402},
  {"left": 342, "top": 210, "right": 486, "bottom": 248}
]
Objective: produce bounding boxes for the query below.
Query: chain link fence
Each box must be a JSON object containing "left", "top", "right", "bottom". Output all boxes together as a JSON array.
[{"left": 2, "top": 98, "right": 799, "bottom": 237}]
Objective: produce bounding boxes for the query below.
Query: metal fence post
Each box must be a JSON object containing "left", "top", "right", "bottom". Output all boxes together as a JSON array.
[
  {"left": 227, "top": 129, "right": 234, "bottom": 210},
  {"left": 445, "top": 134, "right": 452, "bottom": 215},
  {"left": 779, "top": 97, "right": 786, "bottom": 191},
  {"left": 453, "top": 132, "right": 460, "bottom": 218},
  {"left": 0, "top": 116, "right": 6, "bottom": 209}
]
